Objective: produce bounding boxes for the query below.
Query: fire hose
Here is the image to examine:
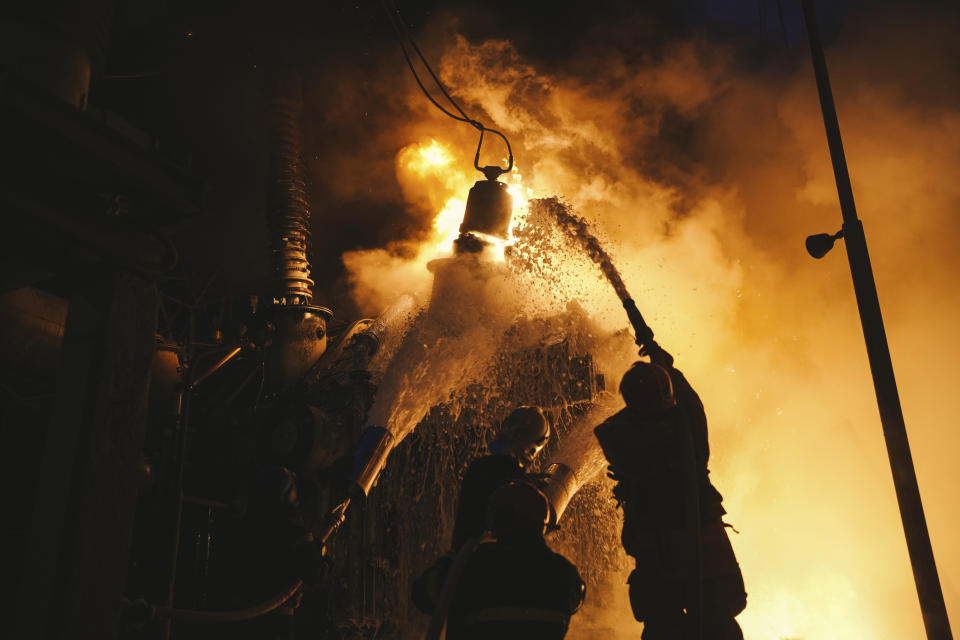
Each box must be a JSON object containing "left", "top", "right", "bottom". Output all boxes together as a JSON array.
[
  {"left": 122, "top": 579, "right": 303, "bottom": 625},
  {"left": 424, "top": 532, "right": 496, "bottom": 640},
  {"left": 675, "top": 382, "right": 705, "bottom": 640},
  {"left": 313, "top": 425, "right": 395, "bottom": 545}
]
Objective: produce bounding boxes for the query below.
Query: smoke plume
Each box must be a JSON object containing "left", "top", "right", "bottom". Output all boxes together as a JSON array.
[{"left": 333, "top": 5, "right": 960, "bottom": 638}]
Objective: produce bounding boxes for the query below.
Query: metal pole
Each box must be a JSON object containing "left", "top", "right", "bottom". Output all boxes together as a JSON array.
[
  {"left": 164, "top": 313, "right": 196, "bottom": 640},
  {"left": 799, "top": 2, "right": 952, "bottom": 638}
]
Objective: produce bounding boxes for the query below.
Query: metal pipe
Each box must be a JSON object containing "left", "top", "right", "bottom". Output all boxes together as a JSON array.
[
  {"left": 353, "top": 293, "right": 418, "bottom": 365},
  {"left": 135, "top": 579, "right": 303, "bottom": 623},
  {"left": 163, "top": 343, "right": 242, "bottom": 638},
  {"left": 313, "top": 427, "right": 395, "bottom": 545},
  {"left": 800, "top": 3, "right": 952, "bottom": 637},
  {"left": 351, "top": 427, "right": 394, "bottom": 499},
  {"left": 164, "top": 314, "right": 196, "bottom": 640},
  {"left": 190, "top": 347, "right": 241, "bottom": 388}
]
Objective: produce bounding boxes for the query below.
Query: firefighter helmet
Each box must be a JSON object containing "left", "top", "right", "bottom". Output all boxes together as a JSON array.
[
  {"left": 485, "top": 481, "right": 551, "bottom": 536},
  {"left": 619, "top": 361, "right": 677, "bottom": 415},
  {"left": 494, "top": 406, "right": 550, "bottom": 468}
]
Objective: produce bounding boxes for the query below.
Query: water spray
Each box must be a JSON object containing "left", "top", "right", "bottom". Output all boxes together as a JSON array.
[{"left": 544, "top": 197, "right": 673, "bottom": 366}]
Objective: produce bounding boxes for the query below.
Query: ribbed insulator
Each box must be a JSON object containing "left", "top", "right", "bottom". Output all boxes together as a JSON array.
[{"left": 267, "top": 94, "right": 314, "bottom": 305}]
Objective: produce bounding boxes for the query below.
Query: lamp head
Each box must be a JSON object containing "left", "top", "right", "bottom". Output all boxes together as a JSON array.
[{"left": 805, "top": 229, "right": 844, "bottom": 259}]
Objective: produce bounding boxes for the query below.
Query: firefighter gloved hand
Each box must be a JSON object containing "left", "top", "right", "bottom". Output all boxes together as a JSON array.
[
  {"left": 524, "top": 472, "right": 552, "bottom": 490},
  {"left": 293, "top": 534, "right": 330, "bottom": 586},
  {"left": 412, "top": 553, "right": 455, "bottom": 614}
]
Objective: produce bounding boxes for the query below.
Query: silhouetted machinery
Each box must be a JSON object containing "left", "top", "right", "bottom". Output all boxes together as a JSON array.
[
  {"left": 111, "top": 60, "right": 617, "bottom": 639},
  {"left": 0, "top": 3, "right": 618, "bottom": 637}
]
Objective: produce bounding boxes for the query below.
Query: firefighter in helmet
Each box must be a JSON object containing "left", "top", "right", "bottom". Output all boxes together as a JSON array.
[
  {"left": 594, "top": 361, "right": 746, "bottom": 639},
  {"left": 450, "top": 405, "right": 550, "bottom": 548},
  {"left": 412, "top": 406, "right": 550, "bottom": 614},
  {"left": 421, "top": 482, "right": 585, "bottom": 640}
]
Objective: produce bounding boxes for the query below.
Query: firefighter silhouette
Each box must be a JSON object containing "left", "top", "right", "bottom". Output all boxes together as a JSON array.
[
  {"left": 413, "top": 406, "right": 551, "bottom": 617},
  {"left": 416, "top": 481, "right": 585, "bottom": 640},
  {"left": 451, "top": 405, "right": 550, "bottom": 548},
  {"left": 595, "top": 361, "right": 746, "bottom": 640}
]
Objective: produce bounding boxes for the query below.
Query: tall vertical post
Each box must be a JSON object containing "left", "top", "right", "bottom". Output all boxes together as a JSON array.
[
  {"left": 14, "top": 271, "right": 158, "bottom": 639},
  {"left": 800, "top": 2, "right": 952, "bottom": 638}
]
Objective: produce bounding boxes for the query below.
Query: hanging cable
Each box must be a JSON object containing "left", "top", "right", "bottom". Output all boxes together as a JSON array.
[
  {"left": 775, "top": 0, "right": 790, "bottom": 47},
  {"left": 380, "top": 0, "right": 513, "bottom": 179},
  {"left": 758, "top": 0, "right": 767, "bottom": 41}
]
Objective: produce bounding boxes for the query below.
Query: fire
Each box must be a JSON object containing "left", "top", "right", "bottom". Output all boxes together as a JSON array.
[
  {"left": 401, "top": 138, "right": 454, "bottom": 173},
  {"left": 504, "top": 168, "right": 533, "bottom": 235},
  {"left": 431, "top": 196, "right": 467, "bottom": 251},
  {"left": 395, "top": 138, "right": 472, "bottom": 257},
  {"left": 396, "top": 137, "right": 532, "bottom": 260}
]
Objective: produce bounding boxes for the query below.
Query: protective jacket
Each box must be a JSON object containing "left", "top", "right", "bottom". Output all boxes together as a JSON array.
[
  {"left": 594, "top": 368, "right": 746, "bottom": 639},
  {"left": 450, "top": 454, "right": 525, "bottom": 549},
  {"left": 445, "top": 533, "right": 585, "bottom": 640}
]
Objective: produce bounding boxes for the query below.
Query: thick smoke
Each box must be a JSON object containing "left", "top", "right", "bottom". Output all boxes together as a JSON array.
[{"left": 338, "top": 6, "right": 959, "bottom": 639}]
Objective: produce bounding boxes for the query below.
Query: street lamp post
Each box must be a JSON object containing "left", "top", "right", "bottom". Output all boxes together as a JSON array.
[{"left": 800, "top": 2, "right": 953, "bottom": 638}]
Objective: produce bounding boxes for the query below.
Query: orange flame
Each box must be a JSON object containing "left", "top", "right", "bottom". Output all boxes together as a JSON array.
[{"left": 396, "top": 137, "right": 531, "bottom": 261}]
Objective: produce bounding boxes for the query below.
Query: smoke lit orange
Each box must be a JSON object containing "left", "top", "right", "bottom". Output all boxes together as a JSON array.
[{"left": 345, "top": 19, "right": 960, "bottom": 640}]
